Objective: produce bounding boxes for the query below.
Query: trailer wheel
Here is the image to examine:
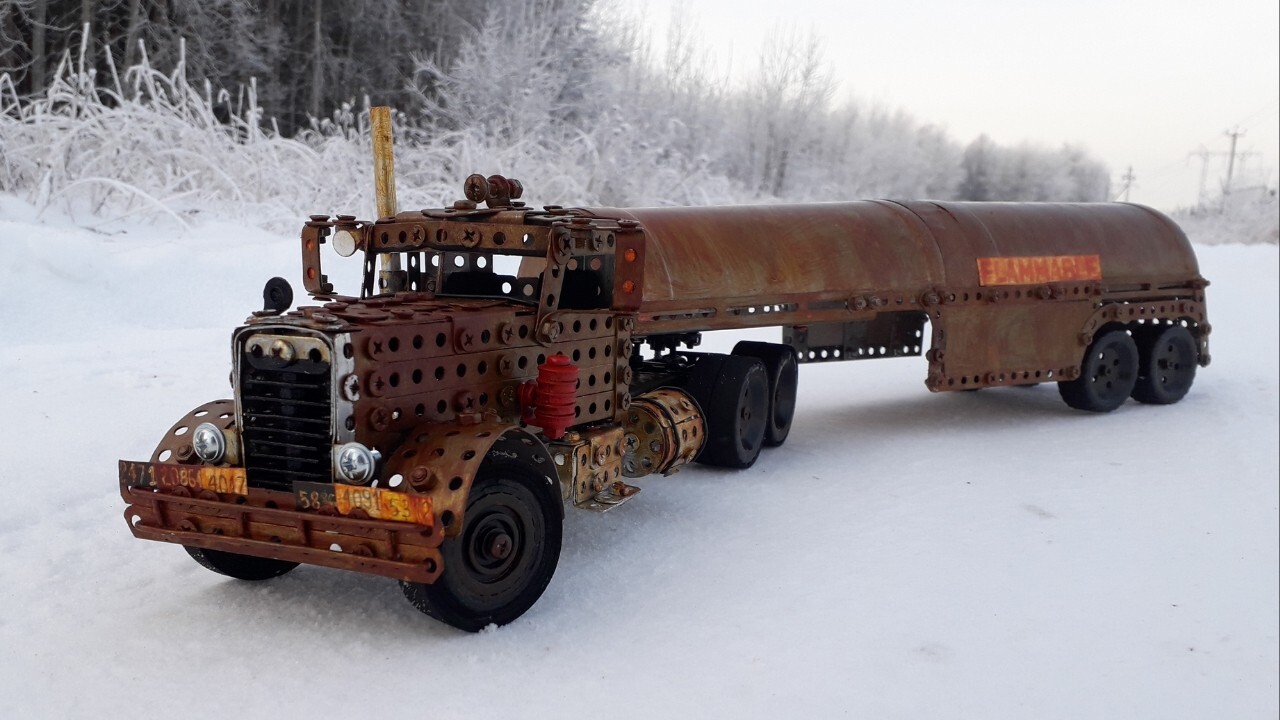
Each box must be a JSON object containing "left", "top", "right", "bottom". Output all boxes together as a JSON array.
[
  {"left": 184, "top": 547, "right": 298, "bottom": 581},
  {"left": 1058, "top": 329, "right": 1139, "bottom": 412},
  {"left": 732, "top": 341, "right": 799, "bottom": 447},
  {"left": 1131, "top": 325, "right": 1198, "bottom": 404},
  {"left": 686, "top": 354, "right": 770, "bottom": 468},
  {"left": 400, "top": 462, "right": 562, "bottom": 632}
]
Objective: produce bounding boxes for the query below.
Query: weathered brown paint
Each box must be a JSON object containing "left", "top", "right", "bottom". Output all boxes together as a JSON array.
[
  {"left": 120, "top": 461, "right": 445, "bottom": 583},
  {"left": 121, "top": 175, "right": 1211, "bottom": 596}
]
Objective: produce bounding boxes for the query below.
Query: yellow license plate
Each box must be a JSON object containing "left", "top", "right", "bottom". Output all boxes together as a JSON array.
[
  {"left": 152, "top": 465, "right": 248, "bottom": 495},
  {"left": 295, "top": 481, "right": 434, "bottom": 526}
]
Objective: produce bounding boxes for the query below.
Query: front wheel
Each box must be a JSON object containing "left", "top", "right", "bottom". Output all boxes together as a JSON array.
[
  {"left": 400, "top": 463, "right": 562, "bottom": 632},
  {"left": 185, "top": 546, "right": 298, "bottom": 581}
]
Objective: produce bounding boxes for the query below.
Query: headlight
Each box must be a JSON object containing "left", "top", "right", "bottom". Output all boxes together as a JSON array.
[
  {"left": 332, "top": 229, "right": 359, "bottom": 257},
  {"left": 192, "top": 423, "right": 227, "bottom": 464},
  {"left": 336, "top": 442, "right": 380, "bottom": 484}
]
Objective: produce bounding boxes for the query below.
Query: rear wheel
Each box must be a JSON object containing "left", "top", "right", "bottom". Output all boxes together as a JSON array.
[
  {"left": 1131, "top": 325, "right": 1198, "bottom": 404},
  {"left": 400, "top": 463, "right": 562, "bottom": 632},
  {"left": 185, "top": 546, "right": 298, "bottom": 581},
  {"left": 732, "top": 341, "right": 799, "bottom": 447},
  {"left": 1058, "top": 329, "right": 1139, "bottom": 412},
  {"left": 685, "top": 354, "right": 769, "bottom": 468}
]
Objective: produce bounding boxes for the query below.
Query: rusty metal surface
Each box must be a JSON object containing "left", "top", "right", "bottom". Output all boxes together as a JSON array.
[
  {"left": 121, "top": 461, "right": 443, "bottom": 583},
  {"left": 120, "top": 171, "right": 1214, "bottom": 600},
  {"left": 128, "top": 463, "right": 249, "bottom": 496},
  {"left": 590, "top": 201, "right": 1203, "bottom": 337},
  {"left": 149, "top": 399, "right": 237, "bottom": 466},
  {"left": 580, "top": 199, "right": 1208, "bottom": 390},
  {"left": 295, "top": 480, "right": 434, "bottom": 525},
  {"left": 547, "top": 425, "right": 626, "bottom": 506},
  {"left": 381, "top": 422, "right": 559, "bottom": 537},
  {"left": 621, "top": 388, "right": 705, "bottom": 477},
  {"left": 607, "top": 202, "right": 944, "bottom": 326}
]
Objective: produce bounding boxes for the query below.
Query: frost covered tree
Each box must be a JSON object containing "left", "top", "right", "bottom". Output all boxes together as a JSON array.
[
  {"left": 0, "top": 0, "right": 502, "bottom": 133},
  {"left": 736, "top": 29, "right": 834, "bottom": 198},
  {"left": 958, "top": 135, "right": 1109, "bottom": 202},
  {"left": 0, "top": 0, "right": 1115, "bottom": 222}
]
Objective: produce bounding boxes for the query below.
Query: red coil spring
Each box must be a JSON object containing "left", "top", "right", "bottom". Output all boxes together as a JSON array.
[{"left": 518, "top": 354, "right": 579, "bottom": 439}]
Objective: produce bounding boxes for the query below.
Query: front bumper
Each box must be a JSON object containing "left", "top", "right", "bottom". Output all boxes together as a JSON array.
[{"left": 119, "top": 460, "right": 443, "bottom": 584}]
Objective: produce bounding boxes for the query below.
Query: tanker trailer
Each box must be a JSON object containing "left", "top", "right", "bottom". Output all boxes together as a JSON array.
[
  {"left": 118, "top": 114, "right": 1210, "bottom": 632},
  {"left": 621, "top": 198, "right": 1207, "bottom": 402}
]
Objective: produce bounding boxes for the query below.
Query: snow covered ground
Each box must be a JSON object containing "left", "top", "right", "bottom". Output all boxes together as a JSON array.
[{"left": 0, "top": 200, "right": 1275, "bottom": 719}]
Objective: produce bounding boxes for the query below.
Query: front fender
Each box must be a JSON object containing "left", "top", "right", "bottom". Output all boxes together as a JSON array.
[
  {"left": 149, "top": 399, "right": 237, "bottom": 465},
  {"left": 382, "top": 420, "right": 560, "bottom": 537}
]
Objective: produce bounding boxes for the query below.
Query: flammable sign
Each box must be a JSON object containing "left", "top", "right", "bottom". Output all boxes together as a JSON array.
[{"left": 977, "top": 255, "right": 1102, "bottom": 286}]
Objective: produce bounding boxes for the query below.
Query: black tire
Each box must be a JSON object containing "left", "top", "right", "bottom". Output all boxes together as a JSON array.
[
  {"left": 185, "top": 546, "right": 299, "bottom": 581},
  {"left": 685, "top": 354, "right": 770, "bottom": 468},
  {"left": 1131, "top": 325, "right": 1198, "bottom": 404},
  {"left": 400, "top": 463, "right": 562, "bottom": 632},
  {"left": 1058, "top": 329, "right": 1139, "bottom": 412},
  {"left": 732, "top": 341, "right": 799, "bottom": 447}
]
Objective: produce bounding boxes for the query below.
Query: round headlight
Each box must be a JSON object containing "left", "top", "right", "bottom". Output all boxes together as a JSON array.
[
  {"left": 332, "top": 229, "right": 359, "bottom": 257},
  {"left": 192, "top": 422, "right": 227, "bottom": 464},
  {"left": 336, "top": 442, "right": 379, "bottom": 484}
]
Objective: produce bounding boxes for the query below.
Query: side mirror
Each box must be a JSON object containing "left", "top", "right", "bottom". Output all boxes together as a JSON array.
[{"left": 261, "top": 277, "right": 293, "bottom": 315}]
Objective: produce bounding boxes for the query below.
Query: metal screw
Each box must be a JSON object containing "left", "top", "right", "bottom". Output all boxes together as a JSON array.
[{"left": 498, "top": 323, "right": 516, "bottom": 345}]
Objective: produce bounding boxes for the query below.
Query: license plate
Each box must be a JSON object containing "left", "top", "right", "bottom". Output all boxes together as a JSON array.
[
  {"left": 150, "top": 464, "right": 248, "bottom": 495},
  {"left": 295, "top": 481, "right": 434, "bottom": 526}
]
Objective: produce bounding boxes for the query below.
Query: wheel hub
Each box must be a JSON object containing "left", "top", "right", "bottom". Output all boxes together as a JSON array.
[
  {"left": 488, "top": 532, "right": 513, "bottom": 560},
  {"left": 467, "top": 511, "right": 522, "bottom": 579}
]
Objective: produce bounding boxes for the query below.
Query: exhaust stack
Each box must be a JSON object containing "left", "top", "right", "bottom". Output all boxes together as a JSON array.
[{"left": 370, "top": 106, "right": 401, "bottom": 292}]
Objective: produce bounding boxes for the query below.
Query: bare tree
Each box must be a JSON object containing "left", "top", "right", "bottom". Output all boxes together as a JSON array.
[{"left": 740, "top": 28, "right": 833, "bottom": 197}]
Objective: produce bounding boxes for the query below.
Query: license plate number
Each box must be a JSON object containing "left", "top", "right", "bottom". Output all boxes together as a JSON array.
[
  {"left": 152, "top": 465, "right": 248, "bottom": 495},
  {"left": 295, "top": 482, "right": 434, "bottom": 526}
]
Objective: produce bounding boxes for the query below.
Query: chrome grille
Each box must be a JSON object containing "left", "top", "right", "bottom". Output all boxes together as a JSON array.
[{"left": 239, "top": 337, "right": 333, "bottom": 491}]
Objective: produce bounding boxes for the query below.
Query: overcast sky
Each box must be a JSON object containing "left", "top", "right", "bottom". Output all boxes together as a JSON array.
[{"left": 625, "top": 0, "right": 1279, "bottom": 210}]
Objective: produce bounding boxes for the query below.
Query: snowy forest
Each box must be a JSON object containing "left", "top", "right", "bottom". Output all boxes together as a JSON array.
[{"left": 2, "top": 0, "right": 1117, "bottom": 226}]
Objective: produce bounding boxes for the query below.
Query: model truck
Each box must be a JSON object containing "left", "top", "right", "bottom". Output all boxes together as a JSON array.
[{"left": 119, "top": 109, "right": 1211, "bottom": 631}]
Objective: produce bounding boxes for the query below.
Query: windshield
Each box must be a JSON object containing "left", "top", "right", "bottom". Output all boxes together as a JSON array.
[{"left": 362, "top": 250, "right": 542, "bottom": 305}]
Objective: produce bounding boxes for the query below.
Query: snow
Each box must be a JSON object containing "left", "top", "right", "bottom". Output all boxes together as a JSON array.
[{"left": 0, "top": 200, "right": 1275, "bottom": 718}]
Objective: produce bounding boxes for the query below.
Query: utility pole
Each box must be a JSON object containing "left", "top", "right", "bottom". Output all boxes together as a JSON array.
[
  {"left": 1116, "top": 166, "right": 1136, "bottom": 202},
  {"left": 1223, "top": 127, "right": 1246, "bottom": 197}
]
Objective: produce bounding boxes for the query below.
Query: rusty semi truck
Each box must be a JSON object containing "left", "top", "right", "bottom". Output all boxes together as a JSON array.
[{"left": 119, "top": 161, "right": 1210, "bottom": 631}]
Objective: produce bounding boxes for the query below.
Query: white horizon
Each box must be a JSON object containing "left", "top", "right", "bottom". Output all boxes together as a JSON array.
[{"left": 623, "top": 0, "right": 1280, "bottom": 211}]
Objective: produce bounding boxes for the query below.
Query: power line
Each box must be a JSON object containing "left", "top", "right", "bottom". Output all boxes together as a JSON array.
[{"left": 1233, "top": 100, "right": 1280, "bottom": 128}]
